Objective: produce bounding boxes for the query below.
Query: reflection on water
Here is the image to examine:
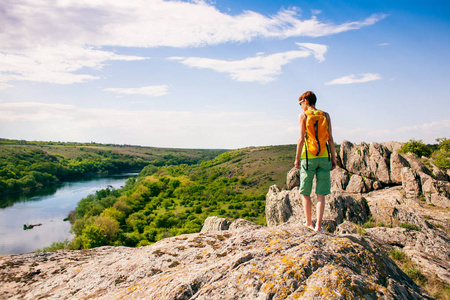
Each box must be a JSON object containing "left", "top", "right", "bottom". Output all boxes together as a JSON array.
[
  {"left": 0, "top": 174, "right": 137, "bottom": 255},
  {"left": 0, "top": 186, "right": 59, "bottom": 209}
]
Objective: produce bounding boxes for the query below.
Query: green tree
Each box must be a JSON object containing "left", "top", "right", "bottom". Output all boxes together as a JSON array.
[
  {"left": 399, "top": 139, "right": 432, "bottom": 157},
  {"left": 81, "top": 224, "right": 107, "bottom": 249},
  {"left": 433, "top": 138, "right": 450, "bottom": 169}
]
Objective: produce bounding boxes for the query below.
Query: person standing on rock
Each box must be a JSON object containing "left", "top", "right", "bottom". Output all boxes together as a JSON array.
[{"left": 294, "top": 91, "right": 337, "bottom": 233}]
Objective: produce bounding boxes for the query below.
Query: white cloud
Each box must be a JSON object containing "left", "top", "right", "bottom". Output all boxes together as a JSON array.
[
  {"left": 104, "top": 85, "right": 169, "bottom": 97},
  {"left": 333, "top": 119, "right": 450, "bottom": 144},
  {"left": 378, "top": 43, "right": 390, "bottom": 46},
  {"left": 325, "top": 73, "right": 381, "bottom": 85},
  {"left": 0, "top": 0, "right": 386, "bottom": 86},
  {"left": 399, "top": 119, "right": 450, "bottom": 138},
  {"left": 0, "top": 46, "right": 146, "bottom": 85},
  {"left": 169, "top": 43, "right": 327, "bottom": 83},
  {"left": 0, "top": 101, "right": 296, "bottom": 148}
]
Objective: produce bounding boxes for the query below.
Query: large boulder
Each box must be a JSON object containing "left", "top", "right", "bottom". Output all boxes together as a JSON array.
[
  {"left": 228, "top": 219, "right": 262, "bottom": 231},
  {"left": 390, "top": 151, "right": 411, "bottom": 184},
  {"left": 324, "top": 192, "right": 371, "bottom": 226},
  {"left": 401, "top": 167, "right": 422, "bottom": 199},
  {"left": 201, "top": 216, "right": 231, "bottom": 233},
  {"left": 286, "top": 167, "right": 300, "bottom": 190},
  {"left": 346, "top": 174, "right": 369, "bottom": 193},
  {"left": 419, "top": 172, "right": 450, "bottom": 208},
  {"left": 339, "top": 141, "right": 393, "bottom": 186},
  {"left": 330, "top": 166, "right": 350, "bottom": 191},
  {"left": 340, "top": 141, "right": 373, "bottom": 179},
  {"left": 368, "top": 142, "right": 391, "bottom": 184},
  {"left": 265, "top": 185, "right": 301, "bottom": 227},
  {"left": 381, "top": 141, "right": 403, "bottom": 153},
  {"left": 0, "top": 223, "right": 433, "bottom": 299},
  {"left": 403, "top": 152, "right": 433, "bottom": 177}
]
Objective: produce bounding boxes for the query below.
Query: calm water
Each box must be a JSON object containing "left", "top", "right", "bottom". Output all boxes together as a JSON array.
[{"left": 0, "top": 174, "right": 137, "bottom": 255}]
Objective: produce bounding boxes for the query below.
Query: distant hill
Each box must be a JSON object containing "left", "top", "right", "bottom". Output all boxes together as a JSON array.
[{"left": 0, "top": 138, "right": 227, "bottom": 196}]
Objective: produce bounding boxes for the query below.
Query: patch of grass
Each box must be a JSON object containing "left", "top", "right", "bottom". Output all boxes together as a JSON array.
[
  {"left": 35, "top": 240, "right": 70, "bottom": 252},
  {"left": 389, "top": 249, "right": 406, "bottom": 261},
  {"left": 405, "top": 266, "right": 427, "bottom": 286},
  {"left": 425, "top": 276, "right": 450, "bottom": 300},
  {"left": 362, "top": 216, "right": 376, "bottom": 228},
  {"left": 356, "top": 227, "right": 366, "bottom": 236},
  {"left": 399, "top": 223, "right": 421, "bottom": 231}
]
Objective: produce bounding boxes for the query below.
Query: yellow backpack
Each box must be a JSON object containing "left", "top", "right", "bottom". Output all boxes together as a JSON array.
[{"left": 304, "top": 110, "right": 330, "bottom": 168}]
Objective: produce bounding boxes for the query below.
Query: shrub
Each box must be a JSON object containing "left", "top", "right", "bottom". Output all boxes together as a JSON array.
[
  {"left": 81, "top": 224, "right": 107, "bottom": 249},
  {"left": 432, "top": 138, "right": 450, "bottom": 170},
  {"left": 399, "top": 139, "right": 432, "bottom": 158}
]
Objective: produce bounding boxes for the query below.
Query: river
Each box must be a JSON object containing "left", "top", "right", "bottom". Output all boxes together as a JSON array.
[{"left": 0, "top": 173, "right": 137, "bottom": 255}]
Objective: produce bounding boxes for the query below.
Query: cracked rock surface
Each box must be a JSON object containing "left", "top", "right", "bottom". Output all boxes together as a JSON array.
[{"left": 0, "top": 222, "right": 431, "bottom": 299}]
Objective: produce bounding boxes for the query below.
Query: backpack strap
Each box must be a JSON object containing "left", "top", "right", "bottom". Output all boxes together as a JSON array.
[
  {"left": 303, "top": 112, "right": 309, "bottom": 170},
  {"left": 323, "top": 112, "right": 331, "bottom": 161}
]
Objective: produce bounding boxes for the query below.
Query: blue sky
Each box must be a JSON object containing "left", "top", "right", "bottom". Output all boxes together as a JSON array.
[{"left": 0, "top": 0, "right": 449, "bottom": 149}]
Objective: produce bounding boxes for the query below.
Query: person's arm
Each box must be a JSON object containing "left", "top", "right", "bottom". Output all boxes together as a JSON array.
[
  {"left": 326, "top": 113, "right": 337, "bottom": 170},
  {"left": 294, "top": 113, "right": 306, "bottom": 169}
]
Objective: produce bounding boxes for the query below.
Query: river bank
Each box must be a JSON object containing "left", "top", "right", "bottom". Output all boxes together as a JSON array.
[{"left": 0, "top": 173, "right": 137, "bottom": 255}]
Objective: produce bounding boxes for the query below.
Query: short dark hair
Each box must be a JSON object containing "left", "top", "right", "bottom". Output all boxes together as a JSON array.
[{"left": 299, "top": 91, "right": 316, "bottom": 106}]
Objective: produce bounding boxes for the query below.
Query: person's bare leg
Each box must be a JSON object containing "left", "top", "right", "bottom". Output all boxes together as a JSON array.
[
  {"left": 315, "top": 194, "right": 325, "bottom": 231},
  {"left": 302, "top": 194, "right": 313, "bottom": 227}
]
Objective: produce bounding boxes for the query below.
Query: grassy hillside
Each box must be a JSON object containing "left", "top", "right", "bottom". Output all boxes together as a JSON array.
[
  {"left": 0, "top": 138, "right": 227, "bottom": 196},
  {"left": 39, "top": 144, "right": 297, "bottom": 251}
]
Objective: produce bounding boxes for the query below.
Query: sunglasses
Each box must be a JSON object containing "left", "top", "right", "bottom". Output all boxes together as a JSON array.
[{"left": 299, "top": 100, "right": 305, "bottom": 106}]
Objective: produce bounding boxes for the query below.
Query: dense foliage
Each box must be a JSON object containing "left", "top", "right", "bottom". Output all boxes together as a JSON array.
[
  {"left": 399, "top": 138, "right": 450, "bottom": 170},
  {"left": 0, "top": 139, "right": 226, "bottom": 196},
  {"left": 67, "top": 152, "right": 268, "bottom": 250},
  {"left": 433, "top": 138, "right": 450, "bottom": 170},
  {"left": 399, "top": 139, "right": 432, "bottom": 158}
]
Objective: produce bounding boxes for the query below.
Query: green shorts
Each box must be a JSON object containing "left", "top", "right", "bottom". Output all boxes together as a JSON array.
[{"left": 299, "top": 157, "right": 332, "bottom": 195}]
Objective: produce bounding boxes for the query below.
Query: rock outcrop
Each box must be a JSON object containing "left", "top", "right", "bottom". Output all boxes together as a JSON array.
[
  {"left": 268, "top": 140, "right": 450, "bottom": 291},
  {"left": 265, "top": 187, "right": 371, "bottom": 231},
  {"left": 0, "top": 223, "right": 433, "bottom": 299},
  {"left": 336, "top": 140, "right": 450, "bottom": 207}
]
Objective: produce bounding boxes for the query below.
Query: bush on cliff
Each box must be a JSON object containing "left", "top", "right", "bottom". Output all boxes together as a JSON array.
[
  {"left": 399, "top": 139, "right": 432, "bottom": 157},
  {"left": 433, "top": 138, "right": 450, "bottom": 170}
]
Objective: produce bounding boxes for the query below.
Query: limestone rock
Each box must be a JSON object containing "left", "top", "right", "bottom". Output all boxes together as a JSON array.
[
  {"left": 330, "top": 166, "right": 350, "bottom": 191},
  {"left": 201, "top": 216, "right": 231, "bottom": 233},
  {"left": 265, "top": 185, "right": 301, "bottom": 227},
  {"left": 0, "top": 223, "right": 433, "bottom": 300},
  {"left": 366, "top": 227, "right": 450, "bottom": 285},
  {"left": 419, "top": 172, "right": 450, "bottom": 208},
  {"left": 340, "top": 140, "right": 373, "bottom": 179},
  {"left": 335, "top": 221, "right": 360, "bottom": 235},
  {"left": 228, "top": 219, "right": 262, "bottom": 231},
  {"left": 373, "top": 180, "right": 383, "bottom": 190},
  {"left": 401, "top": 167, "right": 421, "bottom": 199},
  {"left": 324, "top": 192, "right": 371, "bottom": 226},
  {"left": 368, "top": 142, "right": 391, "bottom": 184},
  {"left": 381, "top": 141, "right": 403, "bottom": 153},
  {"left": 286, "top": 167, "right": 300, "bottom": 190},
  {"left": 432, "top": 164, "right": 449, "bottom": 181},
  {"left": 404, "top": 249, "right": 450, "bottom": 285},
  {"left": 364, "top": 187, "right": 431, "bottom": 230},
  {"left": 404, "top": 153, "right": 433, "bottom": 177},
  {"left": 390, "top": 151, "right": 410, "bottom": 184},
  {"left": 346, "top": 174, "right": 369, "bottom": 193}
]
